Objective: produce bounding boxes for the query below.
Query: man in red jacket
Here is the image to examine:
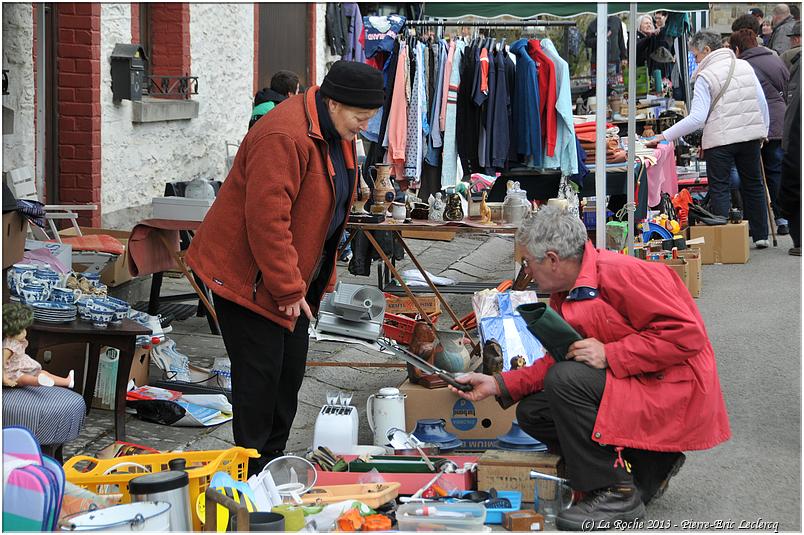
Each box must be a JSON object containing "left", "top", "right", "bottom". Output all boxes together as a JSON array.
[
  {"left": 450, "top": 206, "right": 730, "bottom": 531},
  {"left": 187, "top": 61, "right": 383, "bottom": 476}
]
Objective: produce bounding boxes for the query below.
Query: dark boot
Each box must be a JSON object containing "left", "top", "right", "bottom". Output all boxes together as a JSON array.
[
  {"left": 643, "top": 453, "right": 686, "bottom": 504},
  {"left": 556, "top": 476, "right": 645, "bottom": 531}
]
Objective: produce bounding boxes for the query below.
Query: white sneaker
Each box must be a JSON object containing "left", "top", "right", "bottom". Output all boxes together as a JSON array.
[
  {"left": 755, "top": 239, "right": 770, "bottom": 249},
  {"left": 67, "top": 370, "right": 75, "bottom": 389}
]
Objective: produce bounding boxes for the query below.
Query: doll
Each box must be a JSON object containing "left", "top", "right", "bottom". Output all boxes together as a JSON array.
[{"left": 3, "top": 303, "right": 74, "bottom": 388}]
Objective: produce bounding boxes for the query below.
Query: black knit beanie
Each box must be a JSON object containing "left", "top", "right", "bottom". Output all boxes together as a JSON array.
[{"left": 320, "top": 60, "right": 384, "bottom": 109}]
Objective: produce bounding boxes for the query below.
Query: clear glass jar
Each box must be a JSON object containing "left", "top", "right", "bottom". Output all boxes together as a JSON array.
[{"left": 503, "top": 182, "right": 531, "bottom": 226}]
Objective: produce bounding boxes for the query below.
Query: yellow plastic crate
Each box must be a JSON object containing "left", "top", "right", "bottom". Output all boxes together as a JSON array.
[{"left": 63, "top": 447, "right": 258, "bottom": 531}]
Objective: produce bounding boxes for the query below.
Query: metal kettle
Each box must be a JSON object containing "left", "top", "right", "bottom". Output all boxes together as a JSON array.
[{"left": 366, "top": 387, "right": 407, "bottom": 447}]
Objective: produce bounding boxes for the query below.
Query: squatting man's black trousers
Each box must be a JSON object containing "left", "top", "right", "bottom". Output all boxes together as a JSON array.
[{"left": 515, "top": 361, "right": 680, "bottom": 494}]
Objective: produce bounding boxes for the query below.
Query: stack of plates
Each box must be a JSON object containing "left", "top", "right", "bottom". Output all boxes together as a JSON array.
[
  {"left": 495, "top": 419, "right": 548, "bottom": 452},
  {"left": 30, "top": 301, "right": 77, "bottom": 324}
]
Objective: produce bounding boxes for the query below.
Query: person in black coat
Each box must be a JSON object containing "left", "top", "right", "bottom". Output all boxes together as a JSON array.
[{"left": 779, "top": 52, "right": 801, "bottom": 255}]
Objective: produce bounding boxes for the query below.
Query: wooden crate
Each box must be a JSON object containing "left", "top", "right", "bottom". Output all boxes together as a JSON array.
[
  {"left": 478, "top": 450, "right": 560, "bottom": 503},
  {"left": 384, "top": 294, "right": 441, "bottom": 315}
]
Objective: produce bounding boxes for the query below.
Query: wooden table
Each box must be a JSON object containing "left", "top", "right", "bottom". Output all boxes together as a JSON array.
[
  {"left": 346, "top": 221, "right": 520, "bottom": 351},
  {"left": 27, "top": 318, "right": 152, "bottom": 441}
]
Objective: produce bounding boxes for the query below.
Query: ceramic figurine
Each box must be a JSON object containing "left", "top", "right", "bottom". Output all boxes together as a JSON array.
[
  {"left": 482, "top": 340, "right": 504, "bottom": 375},
  {"left": 428, "top": 193, "right": 445, "bottom": 222},
  {"left": 509, "top": 355, "right": 527, "bottom": 371},
  {"left": 479, "top": 191, "right": 493, "bottom": 224},
  {"left": 443, "top": 192, "right": 464, "bottom": 222},
  {"left": 352, "top": 170, "right": 371, "bottom": 213},
  {"left": 3, "top": 303, "right": 74, "bottom": 388}
]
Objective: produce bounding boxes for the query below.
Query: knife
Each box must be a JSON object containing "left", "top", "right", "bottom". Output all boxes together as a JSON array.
[{"left": 377, "top": 338, "right": 473, "bottom": 392}]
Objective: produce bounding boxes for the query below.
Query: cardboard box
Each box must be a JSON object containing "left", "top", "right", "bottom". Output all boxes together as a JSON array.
[
  {"left": 688, "top": 221, "right": 749, "bottom": 264},
  {"left": 59, "top": 227, "right": 133, "bottom": 287},
  {"left": 478, "top": 450, "right": 561, "bottom": 503},
  {"left": 679, "top": 249, "right": 701, "bottom": 298},
  {"left": 384, "top": 294, "right": 441, "bottom": 316},
  {"left": 400, "top": 379, "right": 518, "bottom": 450},
  {"left": 92, "top": 346, "right": 151, "bottom": 410},
  {"left": 3, "top": 211, "right": 28, "bottom": 269}
]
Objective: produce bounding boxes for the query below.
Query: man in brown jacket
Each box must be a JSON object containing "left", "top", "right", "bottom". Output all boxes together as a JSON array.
[{"left": 187, "top": 61, "right": 383, "bottom": 475}]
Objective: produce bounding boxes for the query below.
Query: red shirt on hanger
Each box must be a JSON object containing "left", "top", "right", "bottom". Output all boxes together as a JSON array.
[{"left": 527, "top": 39, "right": 557, "bottom": 157}]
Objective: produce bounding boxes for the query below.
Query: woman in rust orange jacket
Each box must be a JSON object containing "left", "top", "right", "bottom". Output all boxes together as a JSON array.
[{"left": 187, "top": 61, "right": 383, "bottom": 476}]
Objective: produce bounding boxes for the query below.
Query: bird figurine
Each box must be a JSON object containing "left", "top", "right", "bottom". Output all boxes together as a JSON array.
[{"left": 482, "top": 340, "right": 504, "bottom": 375}]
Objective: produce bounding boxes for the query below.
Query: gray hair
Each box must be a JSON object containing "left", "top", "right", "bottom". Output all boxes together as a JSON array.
[
  {"left": 773, "top": 4, "right": 790, "bottom": 17},
  {"left": 515, "top": 205, "right": 588, "bottom": 261},
  {"left": 638, "top": 15, "right": 654, "bottom": 27},
  {"left": 689, "top": 31, "right": 723, "bottom": 53}
]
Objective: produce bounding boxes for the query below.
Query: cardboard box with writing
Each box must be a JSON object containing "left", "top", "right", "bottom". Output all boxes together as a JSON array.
[
  {"left": 3, "top": 211, "right": 28, "bottom": 269},
  {"left": 400, "top": 379, "right": 517, "bottom": 450},
  {"left": 688, "top": 221, "right": 749, "bottom": 264},
  {"left": 478, "top": 450, "right": 561, "bottom": 503},
  {"left": 59, "top": 227, "right": 133, "bottom": 286}
]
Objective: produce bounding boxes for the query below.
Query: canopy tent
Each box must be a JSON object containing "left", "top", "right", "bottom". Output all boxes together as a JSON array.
[
  {"left": 420, "top": 2, "right": 705, "bottom": 250},
  {"left": 422, "top": 3, "right": 708, "bottom": 19}
]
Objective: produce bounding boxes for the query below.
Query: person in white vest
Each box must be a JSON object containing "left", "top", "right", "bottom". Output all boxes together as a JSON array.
[{"left": 648, "top": 31, "right": 771, "bottom": 248}]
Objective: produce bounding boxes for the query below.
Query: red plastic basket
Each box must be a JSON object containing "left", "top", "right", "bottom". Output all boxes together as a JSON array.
[{"left": 383, "top": 313, "right": 416, "bottom": 344}]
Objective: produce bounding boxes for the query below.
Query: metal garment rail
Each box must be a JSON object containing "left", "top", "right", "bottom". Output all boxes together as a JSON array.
[{"left": 405, "top": 19, "right": 577, "bottom": 27}]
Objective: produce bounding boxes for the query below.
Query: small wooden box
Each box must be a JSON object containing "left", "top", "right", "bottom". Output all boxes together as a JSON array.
[
  {"left": 503, "top": 510, "right": 544, "bottom": 531},
  {"left": 478, "top": 450, "right": 560, "bottom": 503}
]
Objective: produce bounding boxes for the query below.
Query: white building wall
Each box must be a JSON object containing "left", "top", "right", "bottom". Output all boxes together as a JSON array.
[
  {"left": 100, "top": 3, "right": 254, "bottom": 229},
  {"left": 315, "top": 3, "right": 341, "bottom": 85},
  {"left": 2, "top": 3, "right": 36, "bottom": 178}
]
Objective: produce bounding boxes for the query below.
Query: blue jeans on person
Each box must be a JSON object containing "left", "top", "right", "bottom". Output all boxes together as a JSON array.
[
  {"left": 704, "top": 139, "right": 769, "bottom": 242},
  {"left": 761, "top": 140, "right": 787, "bottom": 225}
]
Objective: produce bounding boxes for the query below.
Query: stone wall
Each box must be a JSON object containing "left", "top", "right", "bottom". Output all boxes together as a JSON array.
[
  {"left": 2, "top": 4, "right": 36, "bottom": 179},
  {"left": 100, "top": 3, "right": 254, "bottom": 229}
]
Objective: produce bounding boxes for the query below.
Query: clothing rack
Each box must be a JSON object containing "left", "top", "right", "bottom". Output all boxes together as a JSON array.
[{"left": 406, "top": 19, "right": 577, "bottom": 27}]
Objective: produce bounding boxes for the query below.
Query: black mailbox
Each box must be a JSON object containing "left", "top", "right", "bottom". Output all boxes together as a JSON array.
[{"left": 110, "top": 43, "right": 147, "bottom": 101}]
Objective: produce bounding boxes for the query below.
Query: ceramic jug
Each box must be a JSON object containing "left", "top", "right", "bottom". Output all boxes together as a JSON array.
[
  {"left": 366, "top": 387, "right": 407, "bottom": 447},
  {"left": 370, "top": 164, "right": 394, "bottom": 213},
  {"left": 432, "top": 330, "right": 471, "bottom": 372}
]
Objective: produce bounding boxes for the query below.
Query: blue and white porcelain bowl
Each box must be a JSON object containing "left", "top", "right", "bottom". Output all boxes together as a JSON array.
[
  {"left": 76, "top": 298, "right": 92, "bottom": 321},
  {"left": 90, "top": 309, "right": 114, "bottom": 328}
]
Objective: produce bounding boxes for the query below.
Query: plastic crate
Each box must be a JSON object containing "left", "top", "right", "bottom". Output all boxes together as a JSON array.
[
  {"left": 63, "top": 447, "right": 258, "bottom": 531},
  {"left": 383, "top": 312, "right": 417, "bottom": 344},
  {"left": 461, "top": 490, "right": 522, "bottom": 524}
]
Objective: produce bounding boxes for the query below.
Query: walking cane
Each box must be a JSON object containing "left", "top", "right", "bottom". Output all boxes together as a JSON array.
[{"left": 759, "top": 154, "right": 779, "bottom": 247}]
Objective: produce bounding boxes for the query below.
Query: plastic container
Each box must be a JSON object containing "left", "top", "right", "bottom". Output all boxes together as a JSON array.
[
  {"left": 62, "top": 447, "right": 258, "bottom": 532},
  {"left": 463, "top": 490, "right": 522, "bottom": 524},
  {"left": 383, "top": 313, "right": 416, "bottom": 344},
  {"left": 396, "top": 502, "right": 487, "bottom": 532},
  {"left": 152, "top": 196, "right": 214, "bottom": 221}
]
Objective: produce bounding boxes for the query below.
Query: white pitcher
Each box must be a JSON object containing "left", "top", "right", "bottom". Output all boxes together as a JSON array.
[{"left": 366, "top": 387, "right": 407, "bottom": 447}]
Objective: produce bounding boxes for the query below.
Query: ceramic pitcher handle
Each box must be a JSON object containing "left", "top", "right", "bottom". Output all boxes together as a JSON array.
[
  {"left": 72, "top": 289, "right": 83, "bottom": 302},
  {"left": 366, "top": 395, "right": 376, "bottom": 433}
]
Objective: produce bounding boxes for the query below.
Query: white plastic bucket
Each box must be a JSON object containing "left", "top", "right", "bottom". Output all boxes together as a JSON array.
[{"left": 61, "top": 501, "right": 171, "bottom": 532}]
